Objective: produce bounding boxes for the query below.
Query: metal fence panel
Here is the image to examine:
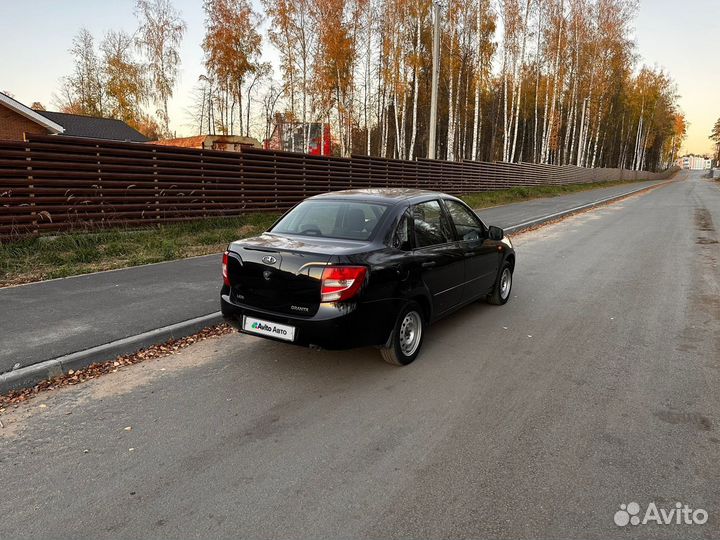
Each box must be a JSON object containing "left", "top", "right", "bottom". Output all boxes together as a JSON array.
[{"left": 0, "top": 134, "right": 677, "bottom": 240}]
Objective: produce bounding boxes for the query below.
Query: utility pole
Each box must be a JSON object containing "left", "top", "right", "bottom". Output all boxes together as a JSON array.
[{"left": 428, "top": 2, "right": 441, "bottom": 160}]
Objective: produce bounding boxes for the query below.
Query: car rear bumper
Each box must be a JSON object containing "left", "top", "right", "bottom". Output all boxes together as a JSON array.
[{"left": 220, "top": 292, "right": 401, "bottom": 350}]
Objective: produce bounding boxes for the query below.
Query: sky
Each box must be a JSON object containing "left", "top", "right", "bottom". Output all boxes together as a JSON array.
[
  {"left": 632, "top": 0, "right": 719, "bottom": 155},
  {"left": 1, "top": 0, "right": 718, "bottom": 155}
]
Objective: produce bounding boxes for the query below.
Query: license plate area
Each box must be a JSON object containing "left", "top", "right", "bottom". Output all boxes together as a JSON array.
[{"left": 242, "top": 316, "right": 296, "bottom": 342}]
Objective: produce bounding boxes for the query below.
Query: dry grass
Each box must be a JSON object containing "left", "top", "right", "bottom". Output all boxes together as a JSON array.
[{"left": 0, "top": 214, "right": 278, "bottom": 287}]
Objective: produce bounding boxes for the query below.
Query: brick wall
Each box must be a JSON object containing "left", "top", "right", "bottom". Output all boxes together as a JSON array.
[{"left": 0, "top": 104, "right": 49, "bottom": 141}]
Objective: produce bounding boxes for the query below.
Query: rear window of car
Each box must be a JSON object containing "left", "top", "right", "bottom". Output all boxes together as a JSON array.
[{"left": 270, "top": 200, "right": 388, "bottom": 241}]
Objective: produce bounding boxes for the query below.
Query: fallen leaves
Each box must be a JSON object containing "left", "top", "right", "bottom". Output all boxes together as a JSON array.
[{"left": 0, "top": 323, "right": 233, "bottom": 409}]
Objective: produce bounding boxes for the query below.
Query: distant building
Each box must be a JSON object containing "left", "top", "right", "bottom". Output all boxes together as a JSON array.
[
  {"left": 676, "top": 155, "right": 712, "bottom": 170},
  {"left": 36, "top": 111, "right": 150, "bottom": 142},
  {"left": 0, "top": 91, "right": 149, "bottom": 142},
  {"left": 264, "top": 113, "right": 331, "bottom": 155},
  {"left": 0, "top": 91, "right": 64, "bottom": 140},
  {"left": 153, "top": 134, "right": 262, "bottom": 152}
]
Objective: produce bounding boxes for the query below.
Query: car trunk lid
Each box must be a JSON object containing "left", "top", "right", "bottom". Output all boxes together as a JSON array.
[{"left": 226, "top": 234, "right": 361, "bottom": 316}]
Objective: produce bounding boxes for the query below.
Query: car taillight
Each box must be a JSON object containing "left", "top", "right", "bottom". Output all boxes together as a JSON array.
[
  {"left": 222, "top": 251, "right": 230, "bottom": 286},
  {"left": 320, "top": 266, "right": 367, "bottom": 302}
]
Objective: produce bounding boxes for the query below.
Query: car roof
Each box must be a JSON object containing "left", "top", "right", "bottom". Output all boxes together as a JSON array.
[{"left": 308, "top": 188, "right": 458, "bottom": 206}]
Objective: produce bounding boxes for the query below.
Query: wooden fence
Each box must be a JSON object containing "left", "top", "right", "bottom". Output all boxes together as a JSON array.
[{"left": 0, "top": 134, "right": 676, "bottom": 239}]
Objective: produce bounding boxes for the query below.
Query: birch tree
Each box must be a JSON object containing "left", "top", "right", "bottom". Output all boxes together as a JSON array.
[
  {"left": 57, "top": 28, "right": 105, "bottom": 116},
  {"left": 202, "top": 0, "right": 262, "bottom": 136},
  {"left": 101, "top": 30, "right": 148, "bottom": 129},
  {"left": 135, "top": 0, "right": 186, "bottom": 137}
]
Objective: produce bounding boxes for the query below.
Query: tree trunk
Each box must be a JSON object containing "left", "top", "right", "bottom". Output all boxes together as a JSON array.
[
  {"left": 461, "top": 63, "right": 471, "bottom": 159},
  {"left": 471, "top": 5, "right": 483, "bottom": 161},
  {"left": 408, "top": 10, "right": 421, "bottom": 160},
  {"left": 447, "top": 27, "right": 456, "bottom": 161},
  {"left": 590, "top": 102, "right": 604, "bottom": 168},
  {"left": 502, "top": 48, "right": 509, "bottom": 162},
  {"left": 364, "top": 4, "right": 372, "bottom": 155},
  {"left": 532, "top": 3, "right": 542, "bottom": 163},
  {"left": 510, "top": 0, "right": 531, "bottom": 164},
  {"left": 542, "top": 0, "right": 564, "bottom": 164}
]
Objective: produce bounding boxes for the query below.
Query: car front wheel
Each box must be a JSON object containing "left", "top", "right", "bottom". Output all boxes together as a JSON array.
[
  {"left": 487, "top": 262, "right": 513, "bottom": 305},
  {"left": 380, "top": 302, "right": 425, "bottom": 366}
]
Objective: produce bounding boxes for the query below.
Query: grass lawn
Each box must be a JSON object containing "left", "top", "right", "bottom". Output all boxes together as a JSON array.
[
  {"left": 0, "top": 213, "right": 278, "bottom": 287},
  {"left": 459, "top": 179, "right": 637, "bottom": 208},
  {"left": 0, "top": 179, "right": 642, "bottom": 287}
]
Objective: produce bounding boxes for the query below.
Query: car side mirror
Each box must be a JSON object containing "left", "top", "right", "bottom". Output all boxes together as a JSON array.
[{"left": 488, "top": 225, "right": 504, "bottom": 241}]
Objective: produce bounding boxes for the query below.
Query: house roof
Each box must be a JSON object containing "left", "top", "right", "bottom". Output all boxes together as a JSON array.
[
  {"left": 36, "top": 111, "right": 150, "bottom": 142},
  {"left": 0, "top": 92, "right": 64, "bottom": 134}
]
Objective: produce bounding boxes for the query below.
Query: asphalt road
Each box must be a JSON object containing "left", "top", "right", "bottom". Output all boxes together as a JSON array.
[
  {"left": 473, "top": 179, "right": 668, "bottom": 229},
  {"left": 0, "top": 171, "right": 717, "bottom": 538},
  {"left": 0, "top": 179, "right": 666, "bottom": 375}
]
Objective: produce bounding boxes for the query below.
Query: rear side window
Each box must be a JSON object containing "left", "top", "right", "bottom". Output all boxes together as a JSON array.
[
  {"left": 392, "top": 212, "right": 413, "bottom": 251},
  {"left": 270, "top": 200, "right": 388, "bottom": 241},
  {"left": 412, "top": 200, "right": 452, "bottom": 248}
]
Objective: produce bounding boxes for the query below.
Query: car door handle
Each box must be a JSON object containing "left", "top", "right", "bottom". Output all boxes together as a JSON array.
[
  {"left": 421, "top": 261, "right": 437, "bottom": 268},
  {"left": 464, "top": 252, "right": 475, "bottom": 258}
]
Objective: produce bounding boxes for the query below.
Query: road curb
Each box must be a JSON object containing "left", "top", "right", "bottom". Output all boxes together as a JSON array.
[
  {"left": 501, "top": 180, "right": 671, "bottom": 235},
  {"left": 0, "top": 312, "right": 223, "bottom": 394}
]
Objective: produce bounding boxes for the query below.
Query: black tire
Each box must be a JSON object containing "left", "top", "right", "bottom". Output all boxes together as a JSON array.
[
  {"left": 380, "top": 301, "right": 425, "bottom": 366},
  {"left": 487, "top": 261, "right": 513, "bottom": 305}
]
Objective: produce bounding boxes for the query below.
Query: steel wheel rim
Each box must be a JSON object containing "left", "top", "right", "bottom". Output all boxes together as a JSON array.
[
  {"left": 500, "top": 268, "right": 512, "bottom": 300},
  {"left": 399, "top": 311, "right": 422, "bottom": 356}
]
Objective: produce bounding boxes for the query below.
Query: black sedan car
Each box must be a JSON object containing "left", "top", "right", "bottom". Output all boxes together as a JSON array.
[{"left": 221, "top": 188, "right": 515, "bottom": 365}]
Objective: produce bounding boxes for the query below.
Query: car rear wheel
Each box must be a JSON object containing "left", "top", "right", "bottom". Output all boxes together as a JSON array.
[
  {"left": 380, "top": 302, "right": 425, "bottom": 366},
  {"left": 487, "top": 262, "right": 513, "bottom": 305}
]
